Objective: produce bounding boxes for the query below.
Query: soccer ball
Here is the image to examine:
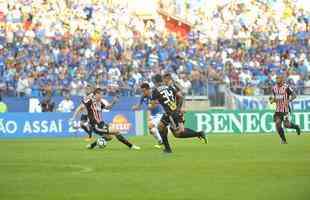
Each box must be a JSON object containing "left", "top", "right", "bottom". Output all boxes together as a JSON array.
[{"left": 97, "top": 138, "right": 107, "bottom": 148}]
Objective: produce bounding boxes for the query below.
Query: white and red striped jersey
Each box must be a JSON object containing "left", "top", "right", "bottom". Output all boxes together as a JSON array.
[
  {"left": 272, "top": 84, "right": 293, "bottom": 113},
  {"left": 82, "top": 94, "right": 110, "bottom": 124}
]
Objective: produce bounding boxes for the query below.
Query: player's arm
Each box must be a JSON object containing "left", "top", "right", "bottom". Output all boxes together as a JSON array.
[
  {"left": 149, "top": 89, "right": 160, "bottom": 110},
  {"left": 132, "top": 96, "right": 143, "bottom": 111},
  {"left": 104, "top": 95, "right": 119, "bottom": 110},
  {"left": 269, "top": 96, "right": 275, "bottom": 104},
  {"left": 132, "top": 104, "right": 141, "bottom": 110},
  {"left": 287, "top": 86, "right": 296, "bottom": 102},
  {"left": 269, "top": 88, "right": 276, "bottom": 104},
  {"left": 71, "top": 103, "right": 85, "bottom": 120},
  {"left": 176, "top": 91, "right": 184, "bottom": 112}
]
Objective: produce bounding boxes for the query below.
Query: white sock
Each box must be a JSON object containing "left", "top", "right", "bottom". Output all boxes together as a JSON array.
[{"left": 151, "top": 127, "right": 162, "bottom": 143}]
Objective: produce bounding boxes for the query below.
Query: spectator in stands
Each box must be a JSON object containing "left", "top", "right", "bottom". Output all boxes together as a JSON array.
[
  {"left": 0, "top": 95, "right": 8, "bottom": 113},
  {"left": 57, "top": 94, "right": 75, "bottom": 113},
  {"left": 16, "top": 74, "right": 31, "bottom": 97},
  {"left": 177, "top": 73, "right": 191, "bottom": 94},
  {"left": 0, "top": 0, "right": 309, "bottom": 100},
  {"left": 40, "top": 95, "right": 55, "bottom": 112}
]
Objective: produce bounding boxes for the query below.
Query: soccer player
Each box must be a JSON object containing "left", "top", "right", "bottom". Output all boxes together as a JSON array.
[
  {"left": 163, "top": 73, "right": 182, "bottom": 94},
  {"left": 71, "top": 88, "right": 141, "bottom": 150},
  {"left": 150, "top": 74, "right": 207, "bottom": 153},
  {"left": 132, "top": 82, "right": 163, "bottom": 148},
  {"left": 71, "top": 85, "right": 95, "bottom": 141},
  {"left": 270, "top": 75, "right": 301, "bottom": 144}
]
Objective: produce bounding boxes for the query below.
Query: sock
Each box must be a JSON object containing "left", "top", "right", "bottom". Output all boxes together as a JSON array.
[
  {"left": 176, "top": 128, "right": 201, "bottom": 138},
  {"left": 116, "top": 134, "right": 133, "bottom": 148},
  {"left": 159, "top": 128, "right": 171, "bottom": 151},
  {"left": 277, "top": 126, "right": 287, "bottom": 142},
  {"left": 285, "top": 122, "right": 299, "bottom": 130},
  {"left": 90, "top": 140, "right": 97, "bottom": 148},
  {"left": 151, "top": 127, "right": 163, "bottom": 144},
  {"left": 81, "top": 124, "right": 92, "bottom": 138}
]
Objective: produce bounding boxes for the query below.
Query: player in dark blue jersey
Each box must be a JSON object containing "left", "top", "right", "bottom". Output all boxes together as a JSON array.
[
  {"left": 133, "top": 83, "right": 163, "bottom": 148},
  {"left": 150, "top": 75, "right": 208, "bottom": 153}
]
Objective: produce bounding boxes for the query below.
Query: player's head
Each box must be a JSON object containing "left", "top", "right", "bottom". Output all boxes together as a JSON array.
[
  {"left": 163, "top": 73, "right": 173, "bottom": 85},
  {"left": 85, "top": 84, "right": 93, "bottom": 95},
  {"left": 153, "top": 74, "right": 162, "bottom": 86},
  {"left": 140, "top": 82, "right": 151, "bottom": 97},
  {"left": 276, "top": 75, "right": 284, "bottom": 86},
  {"left": 93, "top": 88, "right": 102, "bottom": 101}
]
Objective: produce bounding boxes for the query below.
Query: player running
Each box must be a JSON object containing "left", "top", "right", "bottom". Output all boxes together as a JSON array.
[
  {"left": 71, "top": 88, "right": 141, "bottom": 150},
  {"left": 150, "top": 74, "right": 207, "bottom": 153},
  {"left": 269, "top": 75, "right": 301, "bottom": 144},
  {"left": 132, "top": 83, "right": 163, "bottom": 148}
]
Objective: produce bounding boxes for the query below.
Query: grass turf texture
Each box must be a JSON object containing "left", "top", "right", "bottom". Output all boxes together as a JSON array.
[{"left": 0, "top": 134, "right": 309, "bottom": 200}]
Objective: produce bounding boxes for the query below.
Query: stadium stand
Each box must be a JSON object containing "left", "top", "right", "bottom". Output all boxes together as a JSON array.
[{"left": 0, "top": 0, "right": 309, "bottom": 104}]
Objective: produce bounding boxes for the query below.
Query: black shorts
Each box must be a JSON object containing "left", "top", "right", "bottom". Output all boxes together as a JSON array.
[
  {"left": 91, "top": 121, "right": 109, "bottom": 136},
  {"left": 273, "top": 112, "right": 289, "bottom": 122},
  {"left": 80, "top": 114, "right": 88, "bottom": 122},
  {"left": 161, "top": 112, "right": 185, "bottom": 131}
]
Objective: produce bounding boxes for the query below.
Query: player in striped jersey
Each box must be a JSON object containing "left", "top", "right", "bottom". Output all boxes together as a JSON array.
[
  {"left": 270, "top": 75, "right": 301, "bottom": 144},
  {"left": 70, "top": 85, "right": 96, "bottom": 141},
  {"left": 72, "top": 88, "right": 141, "bottom": 150}
]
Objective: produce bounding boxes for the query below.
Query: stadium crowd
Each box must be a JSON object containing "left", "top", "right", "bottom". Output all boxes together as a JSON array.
[{"left": 0, "top": 0, "right": 309, "bottom": 99}]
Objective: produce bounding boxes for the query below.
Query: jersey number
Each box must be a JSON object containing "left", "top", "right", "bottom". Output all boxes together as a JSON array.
[{"left": 160, "top": 90, "right": 177, "bottom": 111}]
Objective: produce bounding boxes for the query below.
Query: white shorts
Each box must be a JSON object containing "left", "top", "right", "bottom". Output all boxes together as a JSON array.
[{"left": 150, "top": 114, "right": 163, "bottom": 127}]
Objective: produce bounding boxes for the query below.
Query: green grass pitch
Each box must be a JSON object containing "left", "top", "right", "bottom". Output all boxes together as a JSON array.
[{"left": 0, "top": 134, "right": 309, "bottom": 200}]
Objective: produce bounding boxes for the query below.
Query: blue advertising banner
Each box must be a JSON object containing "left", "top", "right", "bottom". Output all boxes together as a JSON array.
[{"left": 0, "top": 111, "right": 137, "bottom": 138}]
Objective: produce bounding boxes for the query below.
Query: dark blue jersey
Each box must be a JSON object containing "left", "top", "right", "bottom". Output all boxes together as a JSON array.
[{"left": 140, "top": 95, "right": 162, "bottom": 116}]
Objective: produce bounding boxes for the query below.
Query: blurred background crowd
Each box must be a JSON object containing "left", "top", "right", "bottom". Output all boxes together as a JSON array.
[{"left": 0, "top": 0, "right": 309, "bottom": 101}]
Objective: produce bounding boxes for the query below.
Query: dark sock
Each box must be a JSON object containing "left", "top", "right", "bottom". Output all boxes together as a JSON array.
[
  {"left": 176, "top": 128, "right": 201, "bottom": 138},
  {"left": 90, "top": 140, "right": 97, "bottom": 148},
  {"left": 116, "top": 135, "right": 133, "bottom": 148},
  {"left": 288, "top": 123, "right": 299, "bottom": 130},
  {"left": 277, "top": 127, "right": 286, "bottom": 142},
  {"left": 285, "top": 122, "right": 300, "bottom": 135},
  {"left": 159, "top": 128, "right": 172, "bottom": 151},
  {"left": 81, "top": 124, "right": 92, "bottom": 138}
]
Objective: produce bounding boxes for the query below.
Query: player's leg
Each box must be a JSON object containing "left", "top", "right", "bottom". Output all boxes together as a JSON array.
[
  {"left": 107, "top": 125, "right": 140, "bottom": 150},
  {"left": 80, "top": 114, "right": 93, "bottom": 139},
  {"left": 284, "top": 115, "right": 301, "bottom": 135},
  {"left": 87, "top": 122, "right": 111, "bottom": 149},
  {"left": 80, "top": 122, "right": 93, "bottom": 139},
  {"left": 87, "top": 134, "right": 113, "bottom": 149},
  {"left": 158, "top": 115, "right": 172, "bottom": 153},
  {"left": 149, "top": 115, "right": 163, "bottom": 147},
  {"left": 169, "top": 113, "right": 208, "bottom": 143},
  {"left": 274, "top": 113, "right": 287, "bottom": 144}
]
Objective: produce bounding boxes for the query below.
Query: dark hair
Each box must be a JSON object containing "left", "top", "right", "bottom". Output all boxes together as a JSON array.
[
  {"left": 153, "top": 74, "right": 162, "bottom": 84},
  {"left": 93, "top": 88, "right": 103, "bottom": 94},
  {"left": 163, "top": 73, "right": 172, "bottom": 79},
  {"left": 141, "top": 82, "right": 150, "bottom": 90}
]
